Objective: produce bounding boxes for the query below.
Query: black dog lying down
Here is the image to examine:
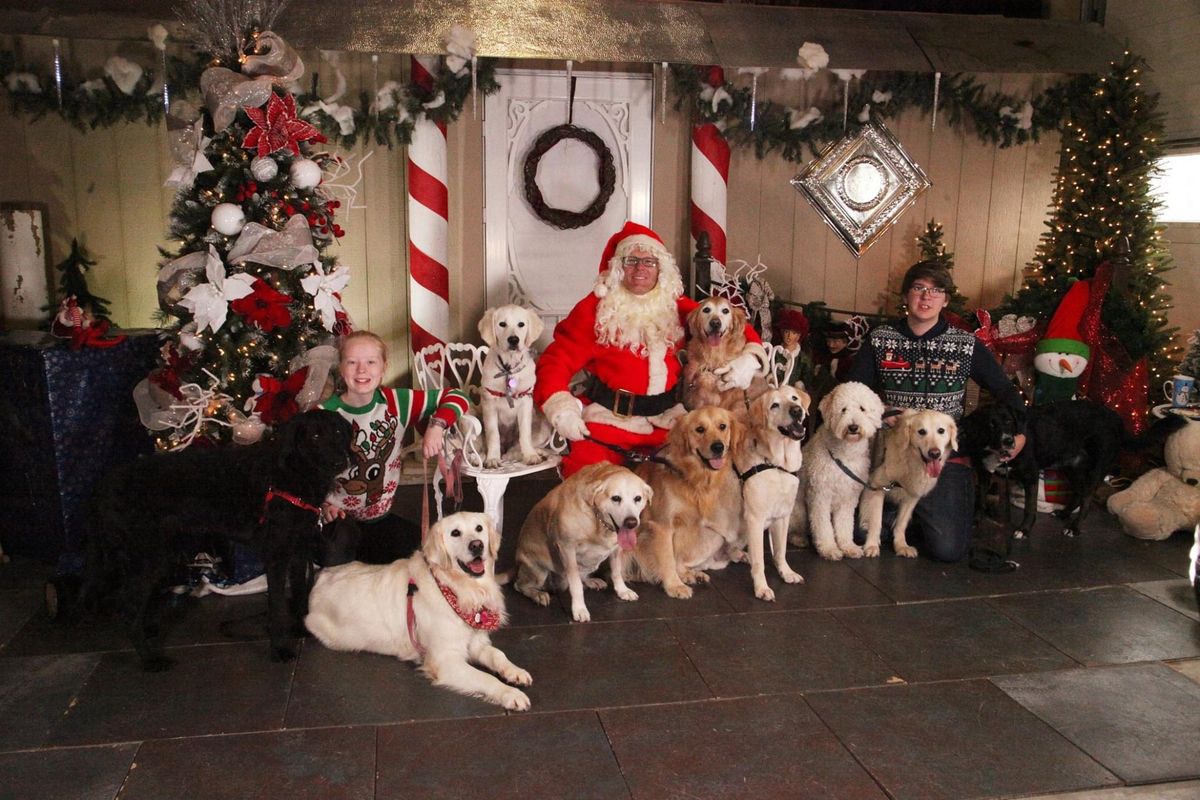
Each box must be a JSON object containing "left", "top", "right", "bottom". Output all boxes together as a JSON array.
[
  {"left": 959, "top": 399, "right": 1127, "bottom": 538},
  {"left": 81, "top": 409, "right": 351, "bottom": 671}
]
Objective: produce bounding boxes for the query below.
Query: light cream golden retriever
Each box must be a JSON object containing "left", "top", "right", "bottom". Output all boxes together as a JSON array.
[
  {"left": 681, "top": 296, "right": 769, "bottom": 411},
  {"left": 478, "top": 304, "right": 545, "bottom": 467},
  {"left": 859, "top": 409, "right": 957, "bottom": 558},
  {"left": 512, "top": 462, "right": 653, "bottom": 622},
  {"left": 734, "top": 387, "right": 809, "bottom": 601},
  {"left": 305, "top": 511, "right": 532, "bottom": 711},
  {"left": 626, "top": 406, "right": 742, "bottom": 598}
]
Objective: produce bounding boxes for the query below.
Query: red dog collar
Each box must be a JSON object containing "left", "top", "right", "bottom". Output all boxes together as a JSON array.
[{"left": 259, "top": 488, "right": 322, "bottom": 524}]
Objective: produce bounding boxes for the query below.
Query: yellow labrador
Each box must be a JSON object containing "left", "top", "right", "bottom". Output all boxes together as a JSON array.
[
  {"left": 305, "top": 512, "right": 532, "bottom": 710},
  {"left": 478, "top": 304, "right": 545, "bottom": 467},
  {"left": 734, "top": 387, "right": 809, "bottom": 601},
  {"left": 512, "top": 463, "right": 653, "bottom": 622},
  {"left": 859, "top": 410, "right": 957, "bottom": 558}
]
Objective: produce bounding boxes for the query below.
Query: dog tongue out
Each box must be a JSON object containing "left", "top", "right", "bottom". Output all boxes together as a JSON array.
[
  {"left": 706, "top": 332, "right": 723, "bottom": 347},
  {"left": 618, "top": 528, "right": 638, "bottom": 551},
  {"left": 707, "top": 456, "right": 726, "bottom": 470},
  {"left": 925, "top": 459, "right": 943, "bottom": 478},
  {"left": 467, "top": 557, "right": 486, "bottom": 575}
]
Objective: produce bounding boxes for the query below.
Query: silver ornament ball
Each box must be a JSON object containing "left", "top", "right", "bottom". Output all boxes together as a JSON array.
[{"left": 250, "top": 156, "right": 279, "bottom": 182}]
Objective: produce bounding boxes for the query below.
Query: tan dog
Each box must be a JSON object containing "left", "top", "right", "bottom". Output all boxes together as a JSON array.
[
  {"left": 626, "top": 406, "right": 742, "bottom": 598},
  {"left": 512, "top": 463, "right": 653, "bottom": 622},
  {"left": 478, "top": 304, "right": 545, "bottom": 467},
  {"left": 734, "top": 387, "right": 809, "bottom": 601},
  {"left": 681, "top": 296, "right": 769, "bottom": 411},
  {"left": 305, "top": 511, "right": 532, "bottom": 711},
  {"left": 859, "top": 410, "right": 957, "bottom": 558}
]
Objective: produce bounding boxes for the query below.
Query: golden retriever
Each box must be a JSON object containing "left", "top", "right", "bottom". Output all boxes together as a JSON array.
[
  {"left": 478, "top": 304, "right": 546, "bottom": 467},
  {"left": 511, "top": 463, "right": 653, "bottom": 622},
  {"left": 681, "top": 296, "right": 769, "bottom": 411},
  {"left": 859, "top": 410, "right": 957, "bottom": 558},
  {"left": 734, "top": 387, "right": 809, "bottom": 601},
  {"left": 305, "top": 511, "right": 532, "bottom": 710},
  {"left": 626, "top": 406, "right": 742, "bottom": 598}
]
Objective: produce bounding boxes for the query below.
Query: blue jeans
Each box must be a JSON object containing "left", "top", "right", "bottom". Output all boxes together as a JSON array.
[{"left": 854, "top": 461, "right": 975, "bottom": 562}]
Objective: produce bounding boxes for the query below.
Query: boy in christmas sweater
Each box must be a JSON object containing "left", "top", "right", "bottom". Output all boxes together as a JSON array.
[
  {"left": 845, "top": 261, "right": 1027, "bottom": 562},
  {"left": 321, "top": 331, "right": 469, "bottom": 562}
]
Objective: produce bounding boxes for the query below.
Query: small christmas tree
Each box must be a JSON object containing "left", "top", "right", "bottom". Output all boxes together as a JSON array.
[
  {"left": 47, "top": 239, "right": 113, "bottom": 321},
  {"left": 143, "top": 12, "right": 349, "bottom": 449},
  {"left": 1179, "top": 330, "right": 1200, "bottom": 379},
  {"left": 913, "top": 219, "right": 972, "bottom": 320}
]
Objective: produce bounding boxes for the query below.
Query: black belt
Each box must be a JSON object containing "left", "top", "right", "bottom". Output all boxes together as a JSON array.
[{"left": 585, "top": 376, "right": 677, "bottom": 418}]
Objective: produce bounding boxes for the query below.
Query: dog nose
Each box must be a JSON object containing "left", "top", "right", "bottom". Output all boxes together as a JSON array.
[
  {"left": 468, "top": 539, "right": 484, "bottom": 556},
  {"left": 707, "top": 319, "right": 722, "bottom": 332},
  {"left": 506, "top": 335, "right": 520, "bottom": 347},
  {"left": 847, "top": 424, "right": 859, "bottom": 434},
  {"left": 711, "top": 441, "right": 725, "bottom": 455},
  {"left": 927, "top": 448, "right": 941, "bottom": 461},
  {"left": 789, "top": 405, "right": 803, "bottom": 420},
  {"left": 622, "top": 517, "right": 638, "bottom": 530}
]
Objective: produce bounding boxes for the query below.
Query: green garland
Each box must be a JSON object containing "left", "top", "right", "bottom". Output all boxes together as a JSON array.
[
  {"left": 0, "top": 47, "right": 498, "bottom": 149},
  {"left": 670, "top": 65, "right": 1065, "bottom": 163}
]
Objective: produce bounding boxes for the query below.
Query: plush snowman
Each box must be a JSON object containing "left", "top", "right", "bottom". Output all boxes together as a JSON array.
[{"left": 1033, "top": 278, "right": 1091, "bottom": 405}]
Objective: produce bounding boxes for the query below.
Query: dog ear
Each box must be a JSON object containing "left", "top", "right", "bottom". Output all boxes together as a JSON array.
[
  {"left": 686, "top": 304, "right": 705, "bottom": 339},
  {"left": 728, "top": 306, "right": 748, "bottom": 349},
  {"left": 795, "top": 388, "right": 812, "bottom": 416},
  {"left": 423, "top": 517, "right": 451, "bottom": 569},
  {"left": 526, "top": 311, "right": 544, "bottom": 346},
  {"left": 639, "top": 476, "right": 653, "bottom": 506},
  {"left": 485, "top": 515, "right": 500, "bottom": 562},
  {"left": 728, "top": 415, "right": 746, "bottom": 454},
  {"left": 478, "top": 308, "right": 496, "bottom": 347},
  {"left": 818, "top": 390, "right": 834, "bottom": 420},
  {"left": 947, "top": 419, "right": 959, "bottom": 454}
]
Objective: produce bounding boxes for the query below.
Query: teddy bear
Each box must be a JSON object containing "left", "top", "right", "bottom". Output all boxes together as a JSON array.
[{"left": 1107, "top": 420, "right": 1200, "bottom": 540}]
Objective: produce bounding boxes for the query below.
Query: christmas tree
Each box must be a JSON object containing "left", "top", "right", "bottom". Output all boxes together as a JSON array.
[
  {"left": 142, "top": 16, "right": 349, "bottom": 449},
  {"left": 913, "top": 219, "right": 972, "bottom": 320},
  {"left": 1179, "top": 330, "right": 1200, "bottom": 379},
  {"left": 48, "top": 239, "right": 113, "bottom": 321},
  {"left": 995, "top": 52, "right": 1176, "bottom": 388}
]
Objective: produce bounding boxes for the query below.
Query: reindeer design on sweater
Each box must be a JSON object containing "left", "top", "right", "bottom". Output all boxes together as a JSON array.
[{"left": 342, "top": 416, "right": 399, "bottom": 503}]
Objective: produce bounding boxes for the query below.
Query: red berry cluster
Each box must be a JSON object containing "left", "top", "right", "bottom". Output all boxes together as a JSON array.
[{"left": 233, "top": 181, "right": 259, "bottom": 203}]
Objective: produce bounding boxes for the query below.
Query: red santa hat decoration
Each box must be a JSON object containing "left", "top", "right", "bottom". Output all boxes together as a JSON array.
[{"left": 594, "top": 221, "right": 682, "bottom": 299}]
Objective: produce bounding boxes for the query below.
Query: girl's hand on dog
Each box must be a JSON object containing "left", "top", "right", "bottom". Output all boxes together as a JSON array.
[{"left": 321, "top": 502, "right": 345, "bottom": 524}]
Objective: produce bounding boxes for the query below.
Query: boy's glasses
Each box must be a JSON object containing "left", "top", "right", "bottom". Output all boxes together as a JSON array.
[
  {"left": 621, "top": 256, "right": 660, "bottom": 269},
  {"left": 909, "top": 285, "right": 946, "bottom": 297}
]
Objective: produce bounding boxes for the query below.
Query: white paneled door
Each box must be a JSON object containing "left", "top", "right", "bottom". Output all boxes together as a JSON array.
[{"left": 484, "top": 69, "right": 654, "bottom": 335}]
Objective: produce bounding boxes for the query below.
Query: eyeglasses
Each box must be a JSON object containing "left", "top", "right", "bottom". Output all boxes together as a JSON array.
[
  {"left": 909, "top": 285, "right": 946, "bottom": 297},
  {"left": 621, "top": 256, "right": 660, "bottom": 269}
]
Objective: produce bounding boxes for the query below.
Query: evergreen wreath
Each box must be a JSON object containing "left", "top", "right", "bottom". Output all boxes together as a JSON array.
[{"left": 522, "top": 124, "right": 615, "bottom": 230}]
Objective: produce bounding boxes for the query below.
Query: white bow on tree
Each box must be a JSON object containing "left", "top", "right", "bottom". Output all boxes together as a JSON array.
[
  {"left": 300, "top": 264, "right": 351, "bottom": 330},
  {"left": 178, "top": 245, "right": 255, "bottom": 333}
]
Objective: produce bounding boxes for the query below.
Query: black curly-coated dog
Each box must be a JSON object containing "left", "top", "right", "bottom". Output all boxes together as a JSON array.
[
  {"left": 82, "top": 409, "right": 351, "bottom": 671},
  {"left": 959, "top": 399, "right": 1125, "bottom": 539}
]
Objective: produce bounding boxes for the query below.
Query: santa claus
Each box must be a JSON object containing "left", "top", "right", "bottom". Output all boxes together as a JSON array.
[{"left": 535, "top": 221, "right": 767, "bottom": 476}]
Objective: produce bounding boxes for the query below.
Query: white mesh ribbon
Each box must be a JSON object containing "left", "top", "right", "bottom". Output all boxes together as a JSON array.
[{"left": 227, "top": 215, "right": 320, "bottom": 270}]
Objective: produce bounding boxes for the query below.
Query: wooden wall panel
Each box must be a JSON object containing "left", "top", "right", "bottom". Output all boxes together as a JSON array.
[
  {"left": 980, "top": 75, "right": 1032, "bottom": 309},
  {"left": 1163, "top": 223, "right": 1200, "bottom": 339},
  {"left": 952, "top": 81, "right": 998, "bottom": 310}
]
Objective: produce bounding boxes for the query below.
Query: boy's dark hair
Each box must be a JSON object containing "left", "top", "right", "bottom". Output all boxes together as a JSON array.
[{"left": 899, "top": 260, "right": 955, "bottom": 296}]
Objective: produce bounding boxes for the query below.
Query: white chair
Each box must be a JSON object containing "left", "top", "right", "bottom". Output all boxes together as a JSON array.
[{"left": 413, "top": 342, "right": 563, "bottom": 531}]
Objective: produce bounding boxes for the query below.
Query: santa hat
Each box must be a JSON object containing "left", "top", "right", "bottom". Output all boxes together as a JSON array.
[
  {"left": 1035, "top": 278, "right": 1091, "bottom": 359},
  {"left": 776, "top": 307, "right": 809, "bottom": 341},
  {"left": 594, "top": 221, "right": 681, "bottom": 298}
]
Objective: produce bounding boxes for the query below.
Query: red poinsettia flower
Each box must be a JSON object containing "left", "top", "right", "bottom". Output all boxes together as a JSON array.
[
  {"left": 332, "top": 303, "right": 353, "bottom": 337},
  {"left": 231, "top": 279, "right": 292, "bottom": 332},
  {"left": 241, "top": 93, "right": 326, "bottom": 158},
  {"left": 252, "top": 366, "right": 309, "bottom": 426}
]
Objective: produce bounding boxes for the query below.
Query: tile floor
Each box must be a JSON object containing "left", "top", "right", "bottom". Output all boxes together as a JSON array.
[{"left": 1, "top": 480, "right": 1199, "bottom": 800}]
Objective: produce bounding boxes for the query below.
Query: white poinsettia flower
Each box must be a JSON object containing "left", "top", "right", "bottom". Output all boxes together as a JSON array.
[
  {"left": 831, "top": 69, "right": 866, "bottom": 82},
  {"left": 787, "top": 106, "right": 823, "bottom": 130},
  {"left": 710, "top": 86, "right": 733, "bottom": 113},
  {"left": 796, "top": 42, "right": 830, "bottom": 72},
  {"left": 857, "top": 103, "right": 871, "bottom": 123},
  {"left": 147, "top": 23, "right": 168, "bottom": 50},
  {"left": 372, "top": 80, "right": 403, "bottom": 112},
  {"left": 872, "top": 89, "right": 892, "bottom": 103},
  {"left": 4, "top": 72, "right": 40, "bottom": 93},
  {"left": 999, "top": 101, "right": 1034, "bottom": 130},
  {"left": 104, "top": 56, "right": 144, "bottom": 95},
  {"left": 302, "top": 99, "right": 356, "bottom": 135},
  {"left": 444, "top": 25, "right": 477, "bottom": 75},
  {"left": 178, "top": 246, "right": 255, "bottom": 333},
  {"left": 301, "top": 264, "right": 351, "bottom": 330}
]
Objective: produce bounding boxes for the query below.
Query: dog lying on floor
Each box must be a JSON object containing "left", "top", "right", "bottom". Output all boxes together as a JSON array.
[
  {"left": 306, "top": 511, "right": 532, "bottom": 711},
  {"left": 83, "top": 409, "right": 352, "bottom": 671},
  {"left": 477, "top": 304, "right": 546, "bottom": 467},
  {"left": 510, "top": 463, "right": 651, "bottom": 622},
  {"left": 790, "top": 381, "right": 886, "bottom": 560},
  {"left": 958, "top": 399, "right": 1124, "bottom": 538},
  {"left": 680, "top": 296, "right": 769, "bottom": 411},
  {"left": 733, "top": 387, "right": 808, "bottom": 601},
  {"left": 859, "top": 409, "right": 957, "bottom": 558},
  {"left": 626, "top": 405, "right": 742, "bottom": 598}
]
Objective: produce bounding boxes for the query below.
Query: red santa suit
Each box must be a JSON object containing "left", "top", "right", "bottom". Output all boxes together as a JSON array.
[{"left": 535, "top": 222, "right": 764, "bottom": 476}]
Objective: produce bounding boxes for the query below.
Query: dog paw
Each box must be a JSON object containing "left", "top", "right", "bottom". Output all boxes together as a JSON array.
[
  {"left": 504, "top": 666, "right": 533, "bottom": 687},
  {"left": 500, "top": 687, "right": 531, "bottom": 712},
  {"left": 842, "top": 544, "right": 864, "bottom": 559},
  {"left": 484, "top": 457, "right": 503, "bottom": 469},
  {"left": 1013, "top": 529, "right": 1027, "bottom": 540},
  {"left": 583, "top": 577, "right": 607, "bottom": 590},
  {"left": 615, "top": 587, "right": 639, "bottom": 602},
  {"left": 665, "top": 583, "right": 693, "bottom": 600},
  {"left": 862, "top": 544, "right": 880, "bottom": 558},
  {"left": 895, "top": 544, "right": 918, "bottom": 558},
  {"left": 527, "top": 590, "right": 551, "bottom": 607},
  {"left": 779, "top": 568, "right": 804, "bottom": 585},
  {"left": 788, "top": 533, "right": 810, "bottom": 548},
  {"left": 755, "top": 584, "right": 776, "bottom": 602},
  {"left": 817, "top": 546, "right": 844, "bottom": 561},
  {"left": 728, "top": 549, "right": 749, "bottom": 564},
  {"left": 684, "top": 570, "right": 710, "bottom": 585},
  {"left": 571, "top": 605, "right": 592, "bottom": 623},
  {"left": 270, "top": 644, "right": 298, "bottom": 663},
  {"left": 1062, "top": 527, "right": 1079, "bottom": 538},
  {"left": 141, "top": 655, "right": 175, "bottom": 673},
  {"left": 522, "top": 452, "right": 545, "bottom": 465}
]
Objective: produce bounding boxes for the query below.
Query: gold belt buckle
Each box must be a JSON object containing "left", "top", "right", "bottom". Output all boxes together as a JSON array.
[{"left": 612, "top": 389, "right": 636, "bottom": 419}]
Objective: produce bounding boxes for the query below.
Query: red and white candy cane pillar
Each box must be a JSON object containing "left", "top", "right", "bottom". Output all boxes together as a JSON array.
[
  {"left": 407, "top": 55, "right": 450, "bottom": 359},
  {"left": 690, "top": 67, "right": 730, "bottom": 270}
]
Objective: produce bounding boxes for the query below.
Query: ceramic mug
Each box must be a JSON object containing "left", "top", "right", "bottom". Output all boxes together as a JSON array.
[{"left": 1163, "top": 374, "right": 1195, "bottom": 408}]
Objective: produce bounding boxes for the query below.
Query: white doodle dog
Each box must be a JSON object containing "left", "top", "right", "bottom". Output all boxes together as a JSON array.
[{"left": 477, "top": 304, "right": 545, "bottom": 468}]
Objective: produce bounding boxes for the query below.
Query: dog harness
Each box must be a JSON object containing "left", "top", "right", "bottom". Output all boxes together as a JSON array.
[
  {"left": 490, "top": 356, "right": 531, "bottom": 409},
  {"left": 259, "top": 488, "right": 322, "bottom": 524},
  {"left": 734, "top": 462, "right": 799, "bottom": 482},
  {"left": 406, "top": 575, "right": 503, "bottom": 659}
]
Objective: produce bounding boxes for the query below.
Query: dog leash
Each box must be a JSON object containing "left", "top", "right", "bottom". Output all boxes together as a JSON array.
[
  {"left": 259, "top": 488, "right": 322, "bottom": 525},
  {"left": 409, "top": 456, "right": 434, "bottom": 658},
  {"left": 583, "top": 434, "right": 683, "bottom": 477},
  {"left": 827, "top": 449, "right": 898, "bottom": 493}
]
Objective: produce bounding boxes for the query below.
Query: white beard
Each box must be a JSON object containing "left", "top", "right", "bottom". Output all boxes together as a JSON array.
[{"left": 594, "top": 282, "right": 683, "bottom": 356}]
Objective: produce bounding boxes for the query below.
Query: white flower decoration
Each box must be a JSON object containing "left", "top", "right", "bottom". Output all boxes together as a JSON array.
[
  {"left": 178, "top": 246, "right": 255, "bottom": 333},
  {"left": 787, "top": 106, "right": 823, "bottom": 130},
  {"left": 301, "top": 264, "right": 351, "bottom": 330},
  {"left": 444, "top": 25, "right": 477, "bottom": 75},
  {"left": 372, "top": 80, "right": 404, "bottom": 113},
  {"left": 104, "top": 56, "right": 144, "bottom": 95},
  {"left": 999, "top": 101, "right": 1034, "bottom": 131},
  {"left": 872, "top": 90, "right": 892, "bottom": 104},
  {"left": 710, "top": 86, "right": 733, "bottom": 113},
  {"left": 796, "top": 42, "right": 830, "bottom": 72},
  {"left": 4, "top": 72, "right": 40, "bottom": 93},
  {"left": 857, "top": 104, "right": 871, "bottom": 123},
  {"left": 302, "top": 99, "right": 356, "bottom": 135},
  {"left": 832, "top": 69, "right": 866, "bottom": 82},
  {"left": 147, "top": 23, "right": 168, "bottom": 51},
  {"left": 423, "top": 91, "right": 446, "bottom": 110}
]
